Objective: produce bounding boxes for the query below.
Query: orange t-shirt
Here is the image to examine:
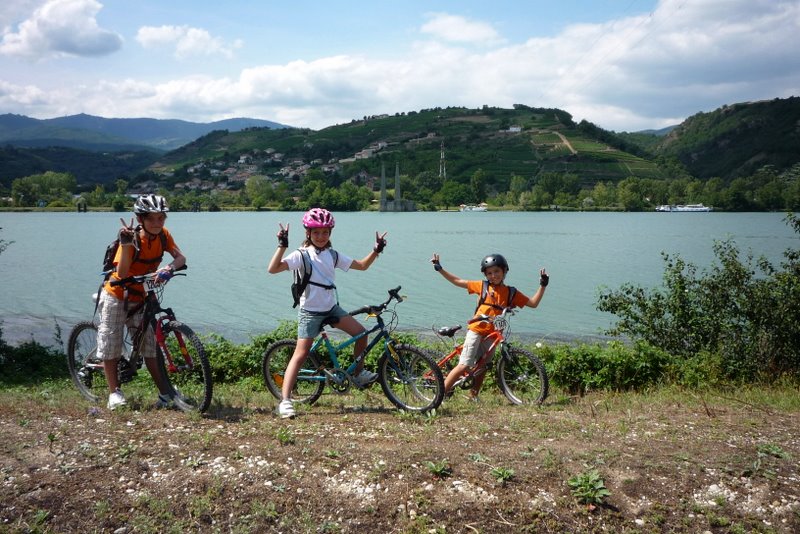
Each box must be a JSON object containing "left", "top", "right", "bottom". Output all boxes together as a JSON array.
[
  {"left": 466, "top": 280, "right": 528, "bottom": 336},
  {"left": 103, "top": 228, "right": 176, "bottom": 301}
]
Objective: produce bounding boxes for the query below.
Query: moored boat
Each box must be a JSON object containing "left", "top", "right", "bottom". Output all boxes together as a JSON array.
[
  {"left": 459, "top": 203, "right": 488, "bottom": 212},
  {"left": 655, "top": 204, "right": 712, "bottom": 212}
]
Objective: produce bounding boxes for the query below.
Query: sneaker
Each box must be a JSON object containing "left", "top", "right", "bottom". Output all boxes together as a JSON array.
[
  {"left": 277, "top": 399, "right": 295, "bottom": 419},
  {"left": 155, "top": 393, "right": 174, "bottom": 409},
  {"left": 352, "top": 370, "right": 378, "bottom": 388},
  {"left": 107, "top": 388, "right": 127, "bottom": 410}
]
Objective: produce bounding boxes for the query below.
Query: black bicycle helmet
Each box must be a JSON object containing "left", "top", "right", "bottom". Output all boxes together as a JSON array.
[
  {"left": 480, "top": 253, "right": 509, "bottom": 273},
  {"left": 133, "top": 194, "right": 169, "bottom": 214}
]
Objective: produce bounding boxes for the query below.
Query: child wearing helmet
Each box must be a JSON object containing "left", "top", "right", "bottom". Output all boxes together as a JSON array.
[
  {"left": 267, "top": 208, "right": 388, "bottom": 419},
  {"left": 430, "top": 252, "right": 548, "bottom": 400},
  {"left": 97, "top": 194, "right": 187, "bottom": 410}
]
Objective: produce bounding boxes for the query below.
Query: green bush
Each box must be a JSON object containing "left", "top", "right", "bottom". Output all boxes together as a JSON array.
[
  {"left": 0, "top": 326, "right": 68, "bottom": 385},
  {"left": 548, "top": 341, "right": 671, "bottom": 395},
  {"left": 203, "top": 321, "right": 297, "bottom": 384},
  {"left": 597, "top": 212, "right": 800, "bottom": 382}
]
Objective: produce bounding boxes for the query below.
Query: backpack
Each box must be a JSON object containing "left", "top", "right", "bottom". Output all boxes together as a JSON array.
[
  {"left": 95, "top": 229, "right": 167, "bottom": 314},
  {"left": 474, "top": 280, "right": 517, "bottom": 314},
  {"left": 291, "top": 248, "right": 338, "bottom": 308}
]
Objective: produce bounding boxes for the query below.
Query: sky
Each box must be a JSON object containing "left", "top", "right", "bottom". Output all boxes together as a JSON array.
[{"left": 0, "top": 0, "right": 799, "bottom": 132}]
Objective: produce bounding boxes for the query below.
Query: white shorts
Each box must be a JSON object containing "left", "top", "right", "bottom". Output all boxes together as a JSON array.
[
  {"left": 459, "top": 330, "right": 495, "bottom": 367},
  {"left": 96, "top": 291, "right": 156, "bottom": 360}
]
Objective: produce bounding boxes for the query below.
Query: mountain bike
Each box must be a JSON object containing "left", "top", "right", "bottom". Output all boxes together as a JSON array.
[
  {"left": 67, "top": 268, "right": 213, "bottom": 412},
  {"left": 432, "top": 307, "right": 548, "bottom": 404},
  {"left": 262, "top": 286, "right": 445, "bottom": 413}
]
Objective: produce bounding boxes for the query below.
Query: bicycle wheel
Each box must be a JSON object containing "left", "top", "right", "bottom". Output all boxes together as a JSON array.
[
  {"left": 496, "top": 345, "right": 549, "bottom": 405},
  {"left": 262, "top": 339, "right": 325, "bottom": 405},
  {"left": 67, "top": 321, "right": 106, "bottom": 403},
  {"left": 378, "top": 343, "right": 444, "bottom": 412},
  {"left": 157, "top": 321, "right": 213, "bottom": 413}
]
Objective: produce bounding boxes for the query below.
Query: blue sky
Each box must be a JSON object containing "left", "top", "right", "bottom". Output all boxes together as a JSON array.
[{"left": 1, "top": 0, "right": 798, "bottom": 132}]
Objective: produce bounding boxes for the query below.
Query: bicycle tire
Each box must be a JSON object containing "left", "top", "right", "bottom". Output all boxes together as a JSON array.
[
  {"left": 496, "top": 345, "right": 549, "bottom": 405},
  {"left": 262, "top": 339, "right": 325, "bottom": 405},
  {"left": 157, "top": 321, "right": 213, "bottom": 413},
  {"left": 378, "top": 343, "right": 444, "bottom": 413},
  {"left": 67, "top": 321, "right": 107, "bottom": 403}
]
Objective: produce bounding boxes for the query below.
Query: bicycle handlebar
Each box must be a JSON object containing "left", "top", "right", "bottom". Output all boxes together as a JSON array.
[
  {"left": 467, "top": 307, "right": 516, "bottom": 325},
  {"left": 349, "top": 286, "right": 403, "bottom": 317},
  {"left": 110, "top": 264, "right": 188, "bottom": 287}
]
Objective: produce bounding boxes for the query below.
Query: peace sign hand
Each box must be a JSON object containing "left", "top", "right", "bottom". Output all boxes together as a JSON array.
[
  {"left": 118, "top": 218, "right": 139, "bottom": 251},
  {"left": 277, "top": 222, "right": 289, "bottom": 248},
  {"left": 373, "top": 231, "right": 388, "bottom": 254}
]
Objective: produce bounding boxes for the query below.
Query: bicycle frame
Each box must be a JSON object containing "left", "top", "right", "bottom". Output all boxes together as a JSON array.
[
  {"left": 301, "top": 312, "right": 393, "bottom": 385},
  {"left": 118, "top": 273, "right": 195, "bottom": 376}
]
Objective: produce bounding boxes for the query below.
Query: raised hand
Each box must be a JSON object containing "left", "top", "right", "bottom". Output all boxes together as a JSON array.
[
  {"left": 373, "top": 231, "right": 388, "bottom": 254},
  {"left": 539, "top": 268, "right": 549, "bottom": 287},
  {"left": 277, "top": 222, "right": 289, "bottom": 248},
  {"left": 430, "top": 253, "right": 442, "bottom": 271},
  {"left": 118, "top": 217, "right": 139, "bottom": 251}
]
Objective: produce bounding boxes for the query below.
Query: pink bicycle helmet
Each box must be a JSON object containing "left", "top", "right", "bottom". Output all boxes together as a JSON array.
[{"left": 302, "top": 208, "right": 335, "bottom": 229}]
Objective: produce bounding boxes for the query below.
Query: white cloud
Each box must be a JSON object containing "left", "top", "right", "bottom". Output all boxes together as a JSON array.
[
  {"left": 420, "top": 12, "right": 501, "bottom": 45},
  {"left": 0, "top": 0, "right": 122, "bottom": 60},
  {"left": 136, "top": 25, "right": 242, "bottom": 59},
  {"left": 2, "top": 0, "right": 799, "bottom": 132}
]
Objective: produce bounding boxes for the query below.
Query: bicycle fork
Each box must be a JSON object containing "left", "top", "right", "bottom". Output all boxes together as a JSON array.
[{"left": 156, "top": 315, "right": 193, "bottom": 373}]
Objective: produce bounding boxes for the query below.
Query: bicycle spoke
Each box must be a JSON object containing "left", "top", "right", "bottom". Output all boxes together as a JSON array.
[
  {"left": 262, "top": 339, "right": 325, "bottom": 404},
  {"left": 496, "top": 346, "right": 549, "bottom": 405},
  {"left": 379, "top": 344, "right": 444, "bottom": 412},
  {"left": 159, "top": 321, "right": 212, "bottom": 412}
]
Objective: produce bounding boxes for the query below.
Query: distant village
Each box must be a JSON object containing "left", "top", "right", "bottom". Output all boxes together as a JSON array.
[{"left": 130, "top": 127, "right": 449, "bottom": 197}]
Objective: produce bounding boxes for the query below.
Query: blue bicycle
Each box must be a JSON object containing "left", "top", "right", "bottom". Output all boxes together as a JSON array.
[{"left": 262, "top": 287, "right": 445, "bottom": 413}]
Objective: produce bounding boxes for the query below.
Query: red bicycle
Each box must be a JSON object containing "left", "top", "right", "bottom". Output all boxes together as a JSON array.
[{"left": 432, "top": 307, "right": 549, "bottom": 404}]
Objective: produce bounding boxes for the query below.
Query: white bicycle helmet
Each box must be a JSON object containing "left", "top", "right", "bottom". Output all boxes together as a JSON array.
[{"left": 134, "top": 194, "right": 169, "bottom": 214}]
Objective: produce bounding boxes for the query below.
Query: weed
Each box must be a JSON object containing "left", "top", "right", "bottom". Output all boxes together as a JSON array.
[
  {"left": 567, "top": 468, "right": 611, "bottom": 506},
  {"left": 757, "top": 443, "right": 789, "bottom": 459},
  {"left": 276, "top": 426, "right": 295, "bottom": 445},
  {"left": 469, "top": 452, "right": 489, "bottom": 463},
  {"left": 424, "top": 459, "right": 452, "bottom": 479},
  {"left": 324, "top": 449, "right": 340, "bottom": 458},
  {"left": 490, "top": 466, "right": 515, "bottom": 485},
  {"left": 117, "top": 442, "right": 137, "bottom": 461}
]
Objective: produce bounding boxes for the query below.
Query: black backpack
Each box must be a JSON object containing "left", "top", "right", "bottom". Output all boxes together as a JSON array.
[
  {"left": 474, "top": 280, "right": 517, "bottom": 314},
  {"left": 291, "top": 248, "right": 338, "bottom": 308}
]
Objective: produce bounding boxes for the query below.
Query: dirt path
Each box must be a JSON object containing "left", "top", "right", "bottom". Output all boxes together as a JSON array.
[
  {"left": 555, "top": 131, "right": 577, "bottom": 155},
  {"left": 1, "top": 390, "right": 799, "bottom": 532}
]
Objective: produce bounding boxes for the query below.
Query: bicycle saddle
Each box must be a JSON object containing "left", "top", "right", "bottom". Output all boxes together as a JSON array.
[{"left": 437, "top": 325, "right": 462, "bottom": 337}]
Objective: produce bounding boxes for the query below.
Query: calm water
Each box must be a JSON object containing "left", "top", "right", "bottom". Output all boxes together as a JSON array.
[{"left": 0, "top": 211, "right": 796, "bottom": 346}]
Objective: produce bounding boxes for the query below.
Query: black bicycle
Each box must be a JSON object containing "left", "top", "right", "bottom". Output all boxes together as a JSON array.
[{"left": 67, "top": 268, "right": 213, "bottom": 412}]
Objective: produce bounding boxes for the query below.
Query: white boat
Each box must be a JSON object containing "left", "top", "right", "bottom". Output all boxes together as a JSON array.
[
  {"left": 655, "top": 204, "right": 712, "bottom": 212},
  {"left": 459, "top": 203, "right": 488, "bottom": 212}
]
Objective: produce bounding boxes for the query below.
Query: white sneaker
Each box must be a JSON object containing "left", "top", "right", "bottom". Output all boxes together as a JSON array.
[
  {"left": 352, "top": 370, "right": 378, "bottom": 388},
  {"left": 277, "top": 399, "right": 295, "bottom": 419},
  {"left": 107, "top": 389, "right": 127, "bottom": 410}
]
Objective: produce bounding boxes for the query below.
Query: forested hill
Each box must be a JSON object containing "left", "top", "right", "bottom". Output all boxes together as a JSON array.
[{"left": 651, "top": 97, "right": 800, "bottom": 180}]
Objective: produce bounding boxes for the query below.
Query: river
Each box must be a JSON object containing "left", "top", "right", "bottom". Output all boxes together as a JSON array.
[{"left": 0, "top": 210, "right": 795, "bottom": 346}]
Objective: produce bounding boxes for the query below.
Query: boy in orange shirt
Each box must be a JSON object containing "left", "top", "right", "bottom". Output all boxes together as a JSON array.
[{"left": 430, "top": 253, "right": 548, "bottom": 400}]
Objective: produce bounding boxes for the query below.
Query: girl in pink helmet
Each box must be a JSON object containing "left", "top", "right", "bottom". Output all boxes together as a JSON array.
[{"left": 267, "top": 208, "right": 388, "bottom": 418}]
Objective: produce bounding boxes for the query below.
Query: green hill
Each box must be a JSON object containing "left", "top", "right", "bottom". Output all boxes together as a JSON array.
[
  {"left": 155, "top": 105, "right": 665, "bottom": 188},
  {"left": 652, "top": 96, "right": 800, "bottom": 180}
]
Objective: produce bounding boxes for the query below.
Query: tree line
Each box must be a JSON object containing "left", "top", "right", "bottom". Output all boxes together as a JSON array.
[{"left": 4, "top": 163, "right": 800, "bottom": 212}]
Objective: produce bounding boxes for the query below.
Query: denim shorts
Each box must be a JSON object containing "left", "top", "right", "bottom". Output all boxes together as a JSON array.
[{"left": 297, "top": 305, "right": 349, "bottom": 339}]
